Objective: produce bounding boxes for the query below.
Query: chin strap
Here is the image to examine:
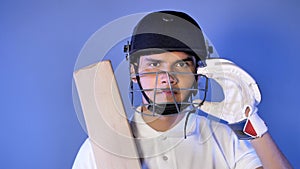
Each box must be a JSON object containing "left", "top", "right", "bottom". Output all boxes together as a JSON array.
[
  {"left": 183, "top": 109, "right": 196, "bottom": 139},
  {"left": 147, "top": 103, "right": 186, "bottom": 115}
]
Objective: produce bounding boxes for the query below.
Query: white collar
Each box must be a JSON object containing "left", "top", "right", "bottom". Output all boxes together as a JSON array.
[{"left": 131, "top": 107, "right": 198, "bottom": 139}]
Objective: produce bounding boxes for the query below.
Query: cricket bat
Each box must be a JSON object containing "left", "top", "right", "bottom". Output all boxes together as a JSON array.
[{"left": 73, "top": 60, "right": 141, "bottom": 169}]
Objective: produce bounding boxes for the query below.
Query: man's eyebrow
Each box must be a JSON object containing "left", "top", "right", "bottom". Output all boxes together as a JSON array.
[
  {"left": 181, "top": 57, "right": 195, "bottom": 62},
  {"left": 144, "top": 58, "right": 163, "bottom": 62}
]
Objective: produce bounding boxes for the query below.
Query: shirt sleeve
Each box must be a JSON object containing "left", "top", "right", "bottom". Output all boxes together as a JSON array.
[
  {"left": 233, "top": 136, "right": 262, "bottom": 169},
  {"left": 208, "top": 119, "right": 262, "bottom": 169},
  {"left": 72, "top": 138, "right": 98, "bottom": 169}
]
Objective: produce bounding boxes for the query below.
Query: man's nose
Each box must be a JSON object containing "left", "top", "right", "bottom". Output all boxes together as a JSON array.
[{"left": 159, "top": 71, "right": 178, "bottom": 85}]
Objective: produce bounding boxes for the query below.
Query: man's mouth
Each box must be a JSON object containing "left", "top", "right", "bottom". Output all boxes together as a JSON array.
[{"left": 157, "top": 88, "right": 178, "bottom": 95}]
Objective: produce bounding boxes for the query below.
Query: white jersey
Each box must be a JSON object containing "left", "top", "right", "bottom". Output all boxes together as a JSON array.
[{"left": 72, "top": 113, "right": 262, "bottom": 169}]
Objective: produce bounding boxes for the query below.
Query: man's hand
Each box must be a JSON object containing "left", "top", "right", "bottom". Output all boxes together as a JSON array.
[{"left": 196, "top": 58, "right": 267, "bottom": 139}]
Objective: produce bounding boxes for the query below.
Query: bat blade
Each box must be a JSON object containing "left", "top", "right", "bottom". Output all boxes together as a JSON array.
[{"left": 73, "top": 60, "right": 141, "bottom": 169}]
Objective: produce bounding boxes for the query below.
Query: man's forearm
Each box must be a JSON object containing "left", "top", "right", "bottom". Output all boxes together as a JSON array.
[{"left": 251, "top": 132, "right": 292, "bottom": 169}]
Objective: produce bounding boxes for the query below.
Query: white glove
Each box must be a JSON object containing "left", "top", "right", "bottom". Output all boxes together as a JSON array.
[{"left": 195, "top": 58, "right": 268, "bottom": 139}]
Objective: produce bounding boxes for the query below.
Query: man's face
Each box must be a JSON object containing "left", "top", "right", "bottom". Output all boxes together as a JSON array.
[{"left": 134, "top": 51, "right": 196, "bottom": 104}]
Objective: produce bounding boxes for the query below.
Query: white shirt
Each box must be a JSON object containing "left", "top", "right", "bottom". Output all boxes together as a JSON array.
[{"left": 72, "top": 113, "right": 262, "bottom": 169}]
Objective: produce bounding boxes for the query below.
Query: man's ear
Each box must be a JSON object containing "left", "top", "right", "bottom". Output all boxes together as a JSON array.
[{"left": 130, "top": 64, "right": 138, "bottom": 83}]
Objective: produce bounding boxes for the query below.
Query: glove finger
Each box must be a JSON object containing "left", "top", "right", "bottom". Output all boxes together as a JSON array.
[
  {"left": 198, "top": 59, "right": 261, "bottom": 104},
  {"left": 196, "top": 59, "right": 261, "bottom": 123}
]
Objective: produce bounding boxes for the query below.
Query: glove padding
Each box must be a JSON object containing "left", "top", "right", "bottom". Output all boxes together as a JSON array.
[{"left": 195, "top": 58, "right": 267, "bottom": 139}]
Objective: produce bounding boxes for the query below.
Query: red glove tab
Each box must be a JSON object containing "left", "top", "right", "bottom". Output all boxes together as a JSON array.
[
  {"left": 244, "top": 119, "right": 257, "bottom": 137},
  {"left": 243, "top": 108, "right": 268, "bottom": 138}
]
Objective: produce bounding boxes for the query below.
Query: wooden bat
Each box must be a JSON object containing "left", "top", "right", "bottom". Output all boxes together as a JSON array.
[{"left": 73, "top": 60, "right": 141, "bottom": 169}]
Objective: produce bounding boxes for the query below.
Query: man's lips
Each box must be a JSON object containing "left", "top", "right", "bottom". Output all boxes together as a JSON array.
[
  {"left": 143, "top": 88, "right": 180, "bottom": 95},
  {"left": 157, "top": 89, "right": 178, "bottom": 95}
]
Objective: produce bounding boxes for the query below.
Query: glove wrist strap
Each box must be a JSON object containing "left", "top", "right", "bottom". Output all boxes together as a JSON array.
[{"left": 228, "top": 109, "right": 268, "bottom": 140}]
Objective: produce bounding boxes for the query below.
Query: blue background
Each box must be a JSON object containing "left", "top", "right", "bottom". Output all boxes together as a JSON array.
[{"left": 1, "top": 0, "right": 299, "bottom": 168}]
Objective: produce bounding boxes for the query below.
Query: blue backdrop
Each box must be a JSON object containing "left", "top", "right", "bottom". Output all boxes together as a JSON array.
[{"left": 1, "top": 0, "right": 299, "bottom": 168}]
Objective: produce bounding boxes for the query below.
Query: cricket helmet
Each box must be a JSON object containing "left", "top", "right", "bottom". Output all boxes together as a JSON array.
[
  {"left": 124, "top": 10, "right": 208, "bottom": 65},
  {"left": 125, "top": 10, "right": 209, "bottom": 116}
]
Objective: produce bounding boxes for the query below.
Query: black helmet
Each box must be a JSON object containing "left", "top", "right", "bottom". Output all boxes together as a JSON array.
[{"left": 124, "top": 10, "right": 208, "bottom": 65}]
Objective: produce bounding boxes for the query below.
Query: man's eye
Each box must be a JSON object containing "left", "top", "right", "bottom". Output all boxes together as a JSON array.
[
  {"left": 176, "top": 62, "right": 189, "bottom": 67},
  {"left": 149, "top": 62, "right": 160, "bottom": 67}
]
